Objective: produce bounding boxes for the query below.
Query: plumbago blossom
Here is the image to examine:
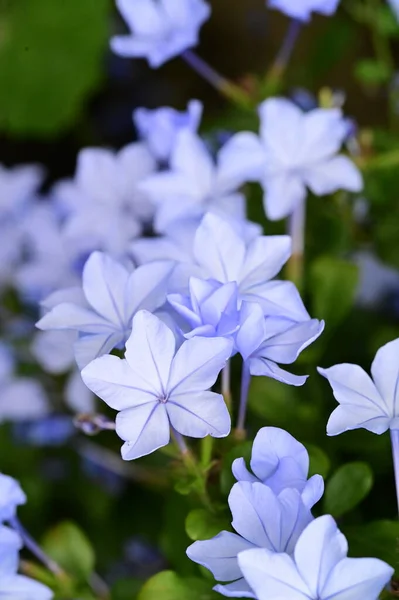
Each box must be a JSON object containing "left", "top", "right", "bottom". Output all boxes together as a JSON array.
[
  {"left": 188, "top": 482, "right": 312, "bottom": 598},
  {"left": 81, "top": 310, "right": 232, "bottom": 460},
  {"left": 187, "top": 427, "right": 320, "bottom": 597},
  {"left": 134, "top": 100, "right": 203, "bottom": 162},
  {"left": 139, "top": 131, "right": 248, "bottom": 233},
  {"left": 54, "top": 143, "right": 157, "bottom": 257},
  {"left": 238, "top": 515, "right": 393, "bottom": 600},
  {"left": 389, "top": 0, "right": 399, "bottom": 19},
  {"left": 232, "top": 427, "right": 324, "bottom": 508},
  {"left": 318, "top": 338, "right": 399, "bottom": 435},
  {"left": 36, "top": 252, "right": 175, "bottom": 368},
  {"left": 0, "top": 526, "right": 53, "bottom": 599},
  {"left": 111, "top": 0, "right": 211, "bottom": 67},
  {"left": 220, "top": 98, "right": 363, "bottom": 220},
  {"left": 0, "top": 474, "right": 53, "bottom": 598},
  {"left": 267, "top": 0, "right": 340, "bottom": 21}
]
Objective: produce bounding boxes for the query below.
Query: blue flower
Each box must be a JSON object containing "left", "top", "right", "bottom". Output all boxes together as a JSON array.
[
  {"left": 37, "top": 252, "right": 175, "bottom": 368},
  {"left": 134, "top": 100, "right": 203, "bottom": 162},
  {"left": 232, "top": 427, "right": 324, "bottom": 509},
  {"left": 54, "top": 143, "right": 157, "bottom": 257},
  {"left": 236, "top": 312, "right": 324, "bottom": 386},
  {"left": 0, "top": 526, "right": 53, "bottom": 599},
  {"left": 111, "top": 0, "right": 211, "bottom": 68},
  {"left": 81, "top": 310, "right": 232, "bottom": 460},
  {"left": 168, "top": 278, "right": 241, "bottom": 340},
  {"left": 219, "top": 98, "right": 362, "bottom": 220},
  {"left": 0, "top": 474, "right": 26, "bottom": 522},
  {"left": 190, "top": 213, "right": 310, "bottom": 322},
  {"left": 238, "top": 515, "right": 393, "bottom": 600},
  {"left": 388, "top": 0, "right": 399, "bottom": 19},
  {"left": 267, "top": 0, "right": 340, "bottom": 21},
  {"left": 139, "top": 131, "right": 247, "bottom": 233},
  {"left": 187, "top": 481, "right": 312, "bottom": 597},
  {"left": 319, "top": 338, "right": 399, "bottom": 435}
]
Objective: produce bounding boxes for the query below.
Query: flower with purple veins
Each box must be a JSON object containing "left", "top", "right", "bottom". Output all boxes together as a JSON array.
[
  {"left": 111, "top": 0, "right": 211, "bottom": 68},
  {"left": 237, "top": 515, "right": 393, "bottom": 600},
  {"left": 232, "top": 427, "right": 324, "bottom": 509},
  {"left": 36, "top": 252, "right": 175, "bottom": 368},
  {"left": 219, "top": 98, "right": 362, "bottom": 221},
  {"left": 187, "top": 481, "right": 312, "bottom": 598},
  {"left": 139, "top": 130, "right": 247, "bottom": 233},
  {"left": 81, "top": 310, "right": 232, "bottom": 460}
]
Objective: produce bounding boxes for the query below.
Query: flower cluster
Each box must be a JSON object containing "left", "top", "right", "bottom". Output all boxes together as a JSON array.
[{"left": 187, "top": 427, "right": 393, "bottom": 598}]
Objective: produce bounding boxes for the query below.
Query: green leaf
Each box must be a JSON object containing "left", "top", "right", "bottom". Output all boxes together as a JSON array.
[
  {"left": 344, "top": 520, "right": 399, "bottom": 572},
  {"left": 354, "top": 59, "right": 392, "bottom": 86},
  {"left": 112, "top": 578, "right": 143, "bottom": 600},
  {"left": 42, "top": 521, "right": 95, "bottom": 582},
  {"left": 310, "top": 256, "right": 359, "bottom": 330},
  {"left": 305, "top": 444, "right": 331, "bottom": 479},
  {"left": 185, "top": 509, "right": 230, "bottom": 542},
  {"left": 137, "top": 571, "right": 219, "bottom": 600},
  {"left": 0, "top": 0, "right": 109, "bottom": 136},
  {"left": 324, "top": 462, "right": 374, "bottom": 517}
]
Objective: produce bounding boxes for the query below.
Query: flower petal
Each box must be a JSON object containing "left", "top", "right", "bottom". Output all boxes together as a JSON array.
[
  {"left": 303, "top": 155, "right": 363, "bottom": 196},
  {"left": 125, "top": 261, "right": 175, "bottom": 321},
  {"left": 239, "top": 236, "right": 291, "bottom": 293},
  {"left": 167, "top": 336, "right": 233, "bottom": 394},
  {"left": 81, "top": 355, "right": 158, "bottom": 411},
  {"left": 322, "top": 556, "right": 394, "bottom": 600},
  {"left": 167, "top": 391, "right": 231, "bottom": 438},
  {"left": 249, "top": 357, "right": 308, "bottom": 386},
  {"left": 370, "top": 338, "right": 399, "bottom": 420},
  {"left": 187, "top": 531, "right": 253, "bottom": 582},
  {"left": 118, "top": 403, "right": 170, "bottom": 460}
]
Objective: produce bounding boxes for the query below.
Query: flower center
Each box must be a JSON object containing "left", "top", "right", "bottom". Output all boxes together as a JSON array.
[{"left": 158, "top": 395, "right": 168, "bottom": 404}]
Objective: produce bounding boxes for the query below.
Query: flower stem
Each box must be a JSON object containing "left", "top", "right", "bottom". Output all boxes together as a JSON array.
[
  {"left": 286, "top": 198, "right": 306, "bottom": 291},
  {"left": 391, "top": 429, "right": 399, "bottom": 516},
  {"left": 181, "top": 49, "right": 252, "bottom": 108},
  {"left": 266, "top": 19, "right": 302, "bottom": 85},
  {"left": 236, "top": 361, "right": 251, "bottom": 438},
  {"left": 222, "top": 361, "right": 232, "bottom": 410},
  {"left": 9, "top": 517, "right": 66, "bottom": 578}
]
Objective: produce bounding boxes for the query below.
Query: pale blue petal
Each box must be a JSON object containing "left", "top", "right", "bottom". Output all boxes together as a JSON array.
[
  {"left": 322, "top": 556, "right": 394, "bottom": 600},
  {"left": 294, "top": 515, "right": 348, "bottom": 596},
  {"left": 125, "top": 311, "right": 176, "bottom": 395},
  {"left": 303, "top": 156, "right": 363, "bottom": 196},
  {"left": 0, "top": 526, "right": 21, "bottom": 577},
  {"left": 214, "top": 579, "right": 255, "bottom": 598},
  {"left": 124, "top": 261, "right": 175, "bottom": 321},
  {"left": 187, "top": 531, "right": 253, "bottom": 581},
  {"left": 263, "top": 174, "right": 307, "bottom": 221},
  {"left": 249, "top": 357, "right": 308, "bottom": 386},
  {"left": 235, "top": 302, "right": 266, "bottom": 361},
  {"left": 239, "top": 236, "right": 291, "bottom": 292},
  {"left": 327, "top": 404, "right": 390, "bottom": 436},
  {"left": 238, "top": 548, "right": 310, "bottom": 600},
  {"left": 81, "top": 355, "right": 158, "bottom": 411},
  {"left": 257, "top": 318, "right": 324, "bottom": 364},
  {"left": 37, "top": 303, "right": 113, "bottom": 334},
  {"left": 118, "top": 403, "right": 170, "bottom": 460},
  {"left": 0, "top": 475, "right": 26, "bottom": 522},
  {"left": 245, "top": 280, "right": 310, "bottom": 322},
  {"left": 74, "top": 331, "right": 123, "bottom": 369},
  {"left": 167, "top": 391, "right": 230, "bottom": 437},
  {"left": 0, "top": 575, "right": 53, "bottom": 599},
  {"left": 82, "top": 252, "right": 129, "bottom": 326},
  {"left": 167, "top": 336, "right": 233, "bottom": 394},
  {"left": 301, "top": 475, "right": 324, "bottom": 509},
  {"left": 217, "top": 132, "right": 265, "bottom": 189},
  {"left": 194, "top": 214, "right": 246, "bottom": 283},
  {"left": 231, "top": 457, "right": 258, "bottom": 483},
  {"left": 370, "top": 338, "right": 399, "bottom": 420}
]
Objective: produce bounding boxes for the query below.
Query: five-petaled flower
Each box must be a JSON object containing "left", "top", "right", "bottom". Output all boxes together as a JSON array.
[{"left": 82, "top": 310, "right": 232, "bottom": 460}]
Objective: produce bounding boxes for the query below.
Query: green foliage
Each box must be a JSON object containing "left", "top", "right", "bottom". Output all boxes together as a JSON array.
[
  {"left": 185, "top": 509, "right": 230, "bottom": 541},
  {"left": 0, "top": 0, "right": 109, "bottom": 136},
  {"left": 220, "top": 441, "right": 252, "bottom": 495},
  {"left": 137, "top": 571, "right": 219, "bottom": 600},
  {"left": 323, "top": 462, "right": 374, "bottom": 517},
  {"left": 354, "top": 60, "right": 391, "bottom": 86},
  {"left": 305, "top": 444, "right": 331, "bottom": 479},
  {"left": 345, "top": 520, "right": 399, "bottom": 573},
  {"left": 310, "top": 255, "right": 359, "bottom": 331},
  {"left": 42, "top": 521, "right": 95, "bottom": 582}
]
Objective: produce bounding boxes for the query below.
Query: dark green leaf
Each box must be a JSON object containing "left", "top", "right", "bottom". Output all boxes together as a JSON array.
[
  {"left": 354, "top": 60, "right": 392, "bottom": 86},
  {"left": 42, "top": 521, "right": 95, "bottom": 582},
  {"left": 310, "top": 256, "right": 359, "bottom": 330},
  {"left": 0, "top": 0, "right": 109, "bottom": 136},
  {"left": 305, "top": 444, "right": 331, "bottom": 479},
  {"left": 324, "top": 462, "right": 374, "bottom": 517},
  {"left": 345, "top": 520, "right": 399, "bottom": 573}
]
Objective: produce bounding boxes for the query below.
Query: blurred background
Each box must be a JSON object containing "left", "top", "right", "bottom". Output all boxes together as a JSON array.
[{"left": 2, "top": 0, "right": 399, "bottom": 598}]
